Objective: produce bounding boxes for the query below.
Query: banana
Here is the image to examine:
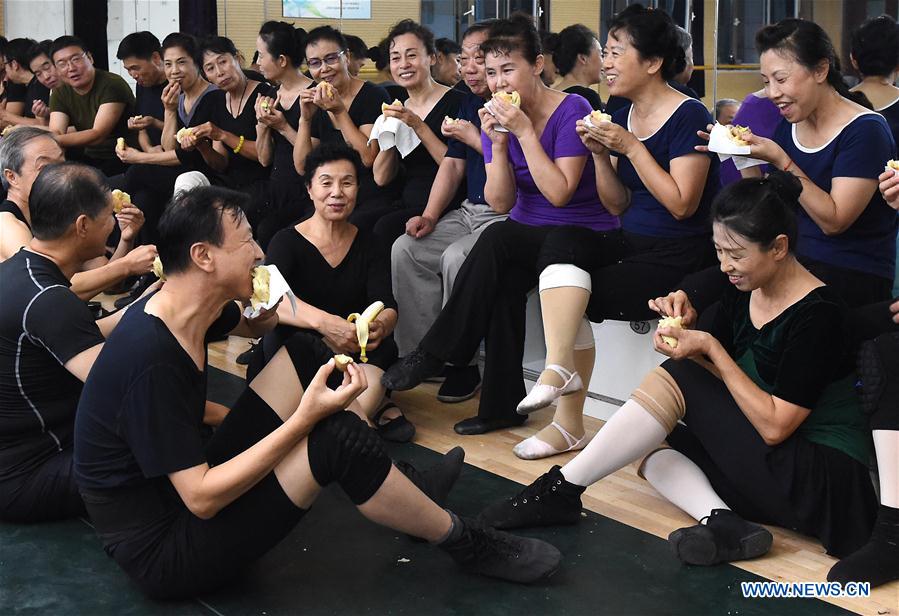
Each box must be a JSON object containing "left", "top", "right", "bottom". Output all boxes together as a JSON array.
[{"left": 347, "top": 300, "right": 384, "bottom": 363}]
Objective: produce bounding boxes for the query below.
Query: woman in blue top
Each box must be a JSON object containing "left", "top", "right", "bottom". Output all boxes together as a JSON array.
[
  {"left": 512, "top": 4, "right": 719, "bottom": 459},
  {"left": 849, "top": 16, "right": 899, "bottom": 146},
  {"left": 734, "top": 19, "right": 897, "bottom": 306}
]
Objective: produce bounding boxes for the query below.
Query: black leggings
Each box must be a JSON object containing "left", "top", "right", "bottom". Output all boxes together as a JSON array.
[
  {"left": 662, "top": 359, "right": 877, "bottom": 558},
  {"left": 537, "top": 227, "right": 714, "bottom": 321},
  {"left": 0, "top": 449, "right": 85, "bottom": 522},
  {"left": 83, "top": 335, "right": 392, "bottom": 600}
]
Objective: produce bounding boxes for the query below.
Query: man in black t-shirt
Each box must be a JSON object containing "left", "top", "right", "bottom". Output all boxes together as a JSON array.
[
  {"left": 0, "top": 38, "right": 51, "bottom": 128},
  {"left": 0, "top": 162, "right": 133, "bottom": 522},
  {"left": 116, "top": 32, "right": 167, "bottom": 149},
  {"left": 74, "top": 180, "right": 560, "bottom": 600}
]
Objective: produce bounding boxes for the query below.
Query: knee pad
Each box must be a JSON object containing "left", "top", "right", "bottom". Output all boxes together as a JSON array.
[
  {"left": 630, "top": 366, "right": 686, "bottom": 433},
  {"left": 539, "top": 264, "right": 592, "bottom": 293},
  {"left": 307, "top": 411, "right": 391, "bottom": 504},
  {"left": 173, "top": 171, "right": 210, "bottom": 197},
  {"left": 574, "top": 317, "right": 595, "bottom": 351},
  {"left": 858, "top": 332, "right": 899, "bottom": 431}
]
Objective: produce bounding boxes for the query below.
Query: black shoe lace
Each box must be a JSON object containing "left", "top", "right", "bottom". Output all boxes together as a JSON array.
[
  {"left": 510, "top": 472, "right": 557, "bottom": 508},
  {"left": 471, "top": 525, "right": 520, "bottom": 560}
]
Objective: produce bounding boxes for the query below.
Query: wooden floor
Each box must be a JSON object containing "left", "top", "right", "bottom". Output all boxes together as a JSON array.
[{"left": 209, "top": 335, "right": 897, "bottom": 615}]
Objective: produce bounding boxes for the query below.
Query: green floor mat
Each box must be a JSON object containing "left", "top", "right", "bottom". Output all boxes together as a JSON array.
[{"left": 0, "top": 367, "right": 855, "bottom": 615}]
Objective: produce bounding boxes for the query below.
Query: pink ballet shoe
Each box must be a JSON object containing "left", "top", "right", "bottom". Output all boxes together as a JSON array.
[
  {"left": 513, "top": 421, "right": 590, "bottom": 460},
  {"left": 516, "top": 364, "right": 583, "bottom": 415}
]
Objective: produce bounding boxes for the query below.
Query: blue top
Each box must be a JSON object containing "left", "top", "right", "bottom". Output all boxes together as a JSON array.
[
  {"left": 772, "top": 113, "right": 898, "bottom": 280},
  {"left": 613, "top": 98, "right": 719, "bottom": 238},
  {"left": 446, "top": 92, "right": 487, "bottom": 205}
]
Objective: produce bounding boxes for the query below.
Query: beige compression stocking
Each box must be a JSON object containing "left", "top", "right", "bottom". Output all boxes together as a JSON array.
[{"left": 537, "top": 264, "right": 592, "bottom": 387}]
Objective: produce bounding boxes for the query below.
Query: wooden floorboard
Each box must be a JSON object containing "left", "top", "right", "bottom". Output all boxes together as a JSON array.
[{"left": 206, "top": 334, "right": 896, "bottom": 615}]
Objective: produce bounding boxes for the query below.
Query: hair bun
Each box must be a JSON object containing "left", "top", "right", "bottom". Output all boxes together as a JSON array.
[{"left": 766, "top": 168, "right": 802, "bottom": 204}]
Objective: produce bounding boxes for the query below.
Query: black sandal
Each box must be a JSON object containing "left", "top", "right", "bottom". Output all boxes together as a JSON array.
[{"left": 373, "top": 401, "right": 416, "bottom": 443}]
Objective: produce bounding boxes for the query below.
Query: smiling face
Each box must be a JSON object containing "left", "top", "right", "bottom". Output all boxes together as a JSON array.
[
  {"left": 52, "top": 45, "right": 95, "bottom": 91},
  {"left": 760, "top": 49, "right": 828, "bottom": 124},
  {"left": 389, "top": 33, "right": 435, "bottom": 89},
  {"left": 713, "top": 221, "right": 786, "bottom": 292},
  {"left": 484, "top": 48, "right": 541, "bottom": 105},
  {"left": 202, "top": 50, "right": 243, "bottom": 91},
  {"left": 307, "top": 159, "right": 359, "bottom": 222},
  {"left": 163, "top": 46, "right": 200, "bottom": 88},
  {"left": 601, "top": 29, "right": 661, "bottom": 97},
  {"left": 306, "top": 38, "right": 349, "bottom": 89},
  {"left": 459, "top": 30, "right": 489, "bottom": 97}
]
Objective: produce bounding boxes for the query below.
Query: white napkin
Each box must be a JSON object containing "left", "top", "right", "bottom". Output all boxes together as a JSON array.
[
  {"left": 707, "top": 123, "right": 767, "bottom": 171},
  {"left": 243, "top": 264, "right": 297, "bottom": 319},
  {"left": 584, "top": 115, "right": 611, "bottom": 129},
  {"left": 368, "top": 115, "right": 421, "bottom": 158},
  {"left": 482, "top": 99, "right": 509, "bottom": 133}
]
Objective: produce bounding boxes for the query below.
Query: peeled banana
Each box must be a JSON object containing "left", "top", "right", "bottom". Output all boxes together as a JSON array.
[{"left": 347, "top": 300, "right": 384, "bottom": 363}]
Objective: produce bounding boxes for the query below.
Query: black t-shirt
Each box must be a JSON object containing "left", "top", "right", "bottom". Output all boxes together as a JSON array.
[
  {"left": 135, "top": 81, "right": 166, "bottom": 145},
  {"left": 0, "top": 199, "right": 29, "bottom": 229},
  {"left": 74, "top": 296, "right": 241, "bottom": 491},
  {"left": 310, "top": 81, "right": 398, "bottom": 206},
  {"left": 269, "top": 83, "right": 311, "bottom": 183},
  {"left": 0, "top": 250, "right": 103, "bottom": 482},
  {"left": 396, "top": 88, "right": 466, "bottom": 210},
  {"left": 563, "top": 85, "right": 603, "bottom": 111},
  {"left": 174, "top": 85, "right": 220, "bottom": 173},
  {"left": 4, "top": 81, "right": 28, "bottom": 105},
  {"left": 210, "top": 82, "right": 270, "bottom": 187},
  {"left": 265, "top": 227, "right": 396, "bottom": 320}
]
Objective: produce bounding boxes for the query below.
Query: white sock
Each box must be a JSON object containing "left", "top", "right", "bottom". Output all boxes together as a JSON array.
[
  {"left": 561, "top": 399, "right": 667, "bottom": 487},
  {"left": 874, "top": 430, "right": 899, "bottom": 508},
  {"left": 641, "top": 448, "right": 730, "bottom": 521}
]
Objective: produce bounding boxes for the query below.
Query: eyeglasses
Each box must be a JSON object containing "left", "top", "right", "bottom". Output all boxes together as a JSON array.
[
  {"left": 307, "top": 50, "right": 345, "bottom": 70},
  {"left": 55, "top": 52, "right": 88, "bottom": 71}
]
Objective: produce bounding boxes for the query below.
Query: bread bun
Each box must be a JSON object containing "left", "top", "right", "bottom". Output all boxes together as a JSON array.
[
  {"left": 334, "top": 354, "right": 353, "bottom": 371},
  {"left": 250, "top": 266, "right": 271, "bottom": 310},
  {"left": 493, "top": 90, "right": 521, "bottom": 107},
  {"left": 111, "top": 189, "right": 131, "bottom": 213},
  {"left": 658, "top": 315, "right": 684, "bottom": 348},
  {"left": 727, "top": 125, "right": 751, "bottom": 146}
]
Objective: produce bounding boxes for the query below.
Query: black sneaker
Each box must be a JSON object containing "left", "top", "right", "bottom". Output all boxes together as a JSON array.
[
  {"left": 381, "top": 348, "right": 445, "bottom": 391},
  {"left": 827, "top": 505, "right": 899, "bottom": 588},
  {"left": 440, "top": 515, "right": 561, "bottom": 584},
  {"left": 396, "top": 446, "right": 465, "bottom": 509},
  {"left": 668, "top": 509, "right": 773, "bottom": 566},
  {"left": 437, "top": 365, "right": 481, "bottom": 403},
  {"left": 479, "top": 465, "right": 585, "bottom": 530}
]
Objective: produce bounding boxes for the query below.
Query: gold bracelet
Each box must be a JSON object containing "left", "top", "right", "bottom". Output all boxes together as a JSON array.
[{"left": 233, "top": 134, "right": 245, "bottom": 154}]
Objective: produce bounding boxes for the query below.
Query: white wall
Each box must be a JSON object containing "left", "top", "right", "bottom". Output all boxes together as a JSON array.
[
  {"left": 107, "top": 0, "right": 179, "bottom": 86},
  {"left": 4, "top": 0, "right": 74, "bottom": 40}
]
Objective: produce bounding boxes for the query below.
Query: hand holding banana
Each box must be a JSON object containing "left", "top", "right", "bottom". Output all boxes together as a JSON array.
[{"left": 347, "top": 301, "right": 384, "bottom": 363}]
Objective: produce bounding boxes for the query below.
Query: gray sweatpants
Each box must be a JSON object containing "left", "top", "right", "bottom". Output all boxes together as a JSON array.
[{"left": 391, "top": 200, "right": 508, "bottom": 357}]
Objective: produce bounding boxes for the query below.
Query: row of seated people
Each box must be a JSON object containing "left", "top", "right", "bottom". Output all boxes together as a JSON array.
[{"left": 0, "top": 3, "right": 897, "bottom": 598}]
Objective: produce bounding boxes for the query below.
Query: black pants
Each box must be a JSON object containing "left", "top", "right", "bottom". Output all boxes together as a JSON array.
[
  {"left": 83, "top": 336, "right": 392, "bottom": 600},
  {"left": 663, "top": 358, "right": 877, "bottom": 558},
  {"left": 0, "top": 449, "right": 85, "bottom": 522},
  {"left": 537, "top": 227, "right": 714, "bottom": 322},
  {"left": 420, "top": 220, "right": 624, "bottom": 420},
  {"left": 117, "top": 164, "right": 187, "bottom": 244}
]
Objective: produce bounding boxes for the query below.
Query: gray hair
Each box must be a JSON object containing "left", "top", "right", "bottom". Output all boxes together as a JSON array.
[
  {"left": 715, "top": 98, "right": 741, "bottom": 118},
  {"left": 0, "top": 127, "right": 58, "bottom": 190},
  {"left": 675, "top": 26, "right": 692, "bottom": 52}
]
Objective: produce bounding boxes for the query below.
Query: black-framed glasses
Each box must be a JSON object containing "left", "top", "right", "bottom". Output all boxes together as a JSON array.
[{"left": 307, "top": 50, "right": 345, "bottom": 70}]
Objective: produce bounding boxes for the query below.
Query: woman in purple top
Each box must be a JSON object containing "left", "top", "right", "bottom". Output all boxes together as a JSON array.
[
  {"left": 512, "top": 5, "right": 719, "bottom": 459},
  {"left": 382, "top": 15, "right": 618, "bottom": 436},
  {"left": 718, "top": 90, "right": 782, "bottom": 186}
]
